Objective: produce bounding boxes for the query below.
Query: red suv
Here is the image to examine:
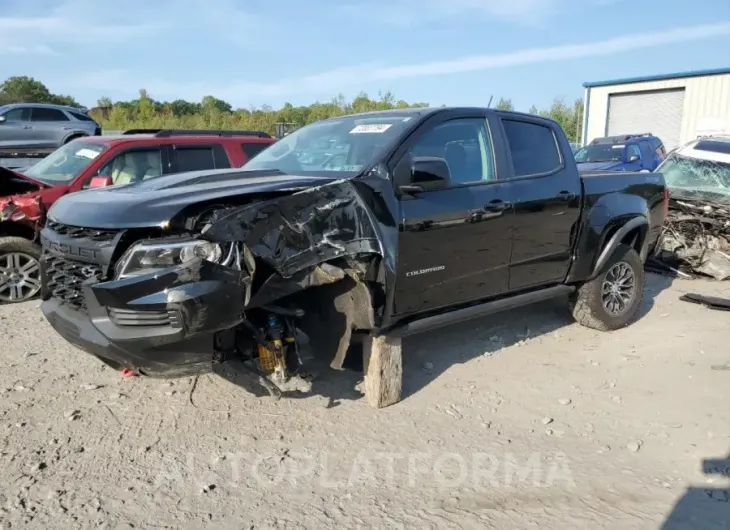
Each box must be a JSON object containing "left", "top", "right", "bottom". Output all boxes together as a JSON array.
[{"left": 0, "top": 129, "right": 276, "bottom": 303}]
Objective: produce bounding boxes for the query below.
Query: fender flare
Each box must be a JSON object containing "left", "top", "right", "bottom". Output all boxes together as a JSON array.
[
  {"left": 62, "top": 132, "right": 88, "bottom": 144},
  {"left": 590, "top": 216, "right": 649, "bottom": 279}
]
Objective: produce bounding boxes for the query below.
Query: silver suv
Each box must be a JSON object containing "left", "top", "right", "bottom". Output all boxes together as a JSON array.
[{"left": 0, "top": 103, "right": 101, "bottom": 154}]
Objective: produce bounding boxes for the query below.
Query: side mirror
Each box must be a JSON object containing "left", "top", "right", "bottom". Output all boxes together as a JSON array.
[
  {"left": 628, "top": 154, "right": 640, "bottom": 163},
  {"left": 88, "top": 176, "right": 113, "bottom": 188},
  {"left": 399, "top": 156, "right": 450, "bottom": 193},
  {"left": 0, "top": 116, "right": 6, "bottom": 124}
]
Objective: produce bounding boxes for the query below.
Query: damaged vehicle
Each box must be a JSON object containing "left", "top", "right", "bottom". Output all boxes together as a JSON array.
[
  {"left": 650, "top": 135, "right": 730, "bottom": 279},
  {"left": 39, "top": 108, "right": 668, "bottom": 407},
  {"left": 0, "top": 129, "right": 275, "bottom": 303}
]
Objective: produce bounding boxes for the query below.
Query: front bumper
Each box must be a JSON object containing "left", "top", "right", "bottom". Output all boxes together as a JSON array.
[{"left": 41, "top": 258, "right": 249, "bottom": 376}]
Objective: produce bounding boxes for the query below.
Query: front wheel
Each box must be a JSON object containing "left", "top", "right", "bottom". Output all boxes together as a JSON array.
[
  {"left": 0, "top": 237, "right": 43, "bottom": 304},
  {"left": 570, "top": 244, "right": 644, "bottom": 331}
]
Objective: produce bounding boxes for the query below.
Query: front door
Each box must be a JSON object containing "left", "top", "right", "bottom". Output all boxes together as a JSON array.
[
  {"left": 394, "top": 116, "right": 514, "bottom": 316},
  {"left": 0, "top": 107, "right": 34, "bottom": 149}
]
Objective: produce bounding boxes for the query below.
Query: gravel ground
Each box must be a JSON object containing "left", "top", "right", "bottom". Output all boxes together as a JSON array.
[{"left": 1, "top": 273, "right": 729, "bottom": 529}]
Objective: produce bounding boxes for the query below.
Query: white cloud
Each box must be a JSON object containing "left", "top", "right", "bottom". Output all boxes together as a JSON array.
[
  {"left": 0, "top": 44, "right": 60, "bottom": 56},
  {"left": 338, "top": 0, "right": 624, "bottom": 26},
  {"left": 0, "top": 0, "right": 264, "bottom": 55},
  {"left": 0, "top": 14, "right": 152, "bottom": 54},
  {"left": 63, "top": 22, "right": 730, "bottom": 105}
]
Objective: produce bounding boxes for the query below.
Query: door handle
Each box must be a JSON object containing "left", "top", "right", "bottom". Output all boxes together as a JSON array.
[
  {"left": 23, "top": 125, "right": 32, "bottom": 129},
  {"left": 556, "top": 191, "right": 576, "bottom": 201},
  {"left": 483, "top": 200, "right": 512, "bottom": 212}
]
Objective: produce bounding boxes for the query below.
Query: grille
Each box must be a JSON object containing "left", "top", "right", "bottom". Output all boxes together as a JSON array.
[
  {"left": 46, "top": 220, "right": 118, "bottom": 242},
  {"left": 109, "top": 308, "right": 182, "bottom": 328},
  {"left": 44, "top": 255, "right": 103, "bottom": 312}
]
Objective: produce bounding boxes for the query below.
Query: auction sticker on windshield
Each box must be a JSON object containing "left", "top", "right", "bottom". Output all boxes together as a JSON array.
[
  {"left": 350, "top": 124, "right": 392, "bottom": 134},
  {"left": 75, "top": 148, "right": 102, "bottom": 159}
]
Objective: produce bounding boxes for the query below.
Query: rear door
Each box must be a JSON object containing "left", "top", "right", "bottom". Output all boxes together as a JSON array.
[
  {"left": 393, "top": 113, "right": 514, "bottom": 316},
  {"left": 167, "top": 143, "right": 231, "bottom": 173},
  {"left": 0, "top": 107, "right": 33, "bottom": 149},
  {"left": 29, "top": 107, "right": 71, "bottom": 148},
  {"left": 497, "top": 116, "right": 582, "bottom": 291}
]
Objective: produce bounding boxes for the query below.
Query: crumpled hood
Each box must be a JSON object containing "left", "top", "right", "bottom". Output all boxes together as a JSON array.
[
  {"left": 47, "top": 168, "right": 340, "bottom": 229},
  {"left": 577, "top": 161, "right": 624, "bottom": 171},
  {"left": 0, "top": 165, "right": 49, "bottom": 190}
]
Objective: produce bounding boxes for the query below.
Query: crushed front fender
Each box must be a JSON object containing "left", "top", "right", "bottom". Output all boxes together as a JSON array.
[{"left": 199, "top": 179, "right": 383, "bottom": 278}]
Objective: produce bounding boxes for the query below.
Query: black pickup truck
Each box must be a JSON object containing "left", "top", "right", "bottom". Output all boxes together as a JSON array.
[{"left": 39, "top": 107, "right": 668, "bottom": 407}]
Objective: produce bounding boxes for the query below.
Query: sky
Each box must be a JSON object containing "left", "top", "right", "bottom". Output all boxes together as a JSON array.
[{"left": 1, "top": 0, "right": 729, "bottom": 111}]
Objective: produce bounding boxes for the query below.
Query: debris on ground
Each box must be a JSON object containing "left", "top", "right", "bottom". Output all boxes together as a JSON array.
[
  {"left": 648, "top": 197, "right": 730, "bottom": 280},
  {"left": 679, "top": 293, "right": 730, "bottom": 311}
]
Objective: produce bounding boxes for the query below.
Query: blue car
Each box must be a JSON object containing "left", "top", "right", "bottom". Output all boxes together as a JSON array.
[{"left": 575, "top": 133, "right": 666, "bottom": 172}]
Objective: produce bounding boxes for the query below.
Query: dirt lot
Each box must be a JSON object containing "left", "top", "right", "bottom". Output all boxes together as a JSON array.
[{"left": 1, "top": 273, "right": 729, "bottom": 529}]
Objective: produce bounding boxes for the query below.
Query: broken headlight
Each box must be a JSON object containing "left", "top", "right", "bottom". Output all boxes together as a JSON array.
[{"left": 115, "top": 240, "right": 223, "bottom": 279}]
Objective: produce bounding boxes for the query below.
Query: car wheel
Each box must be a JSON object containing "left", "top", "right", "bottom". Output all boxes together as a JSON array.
[
  {"left": 0, "top": 237, "right": 43, "bottom": 304},
  {"left": 570, "top": 244, "right": 644, "bottom": 331}
]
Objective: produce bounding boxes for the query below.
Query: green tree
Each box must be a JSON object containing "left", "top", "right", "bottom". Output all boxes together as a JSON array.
[
  {"left": 494, "top": 97, "right": 514, "bottom": 111},
  {"left": 0, "top": 76, "right": 81, "bottom": 107},
  {"left": 1, "top": 76, "right": 592, "bottom": 140},
  {"left": 201, "top": 95, "right": 232, "bottom": 113}
]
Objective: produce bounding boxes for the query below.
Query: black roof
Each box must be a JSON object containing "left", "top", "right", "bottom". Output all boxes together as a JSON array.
[{"left": 330, "top": 106, "right": 545, "bottom": 121}]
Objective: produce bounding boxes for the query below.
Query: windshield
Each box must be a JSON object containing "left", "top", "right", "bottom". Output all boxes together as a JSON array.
[
  {"left": 243, "top": 114, "right": 416, "bottom": 174},
  {"left": 574, "top": 144, "right": 624, "bottom": 163},
  {"left": 23, "top": 142, "right": 106, "bottom": 184},
  {"left": 659, "top": 152, "right": 730, "bottom": 201}
]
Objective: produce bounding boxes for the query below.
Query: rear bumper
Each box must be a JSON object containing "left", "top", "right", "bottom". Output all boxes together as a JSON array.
[{"left": 41, "top": 258, "right": 249, "bottom": 376}]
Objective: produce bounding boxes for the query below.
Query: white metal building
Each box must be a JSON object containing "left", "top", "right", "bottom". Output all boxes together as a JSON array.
[{"left": 582, "top": 67, "right": 730, "bottom": 151}]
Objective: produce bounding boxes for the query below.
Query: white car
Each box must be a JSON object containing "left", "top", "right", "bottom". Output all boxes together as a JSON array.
[{"left": 656, "top": 135, "right": 730, "bottom": 202}]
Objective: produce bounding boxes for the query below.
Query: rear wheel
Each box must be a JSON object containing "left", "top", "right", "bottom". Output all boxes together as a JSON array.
[
  {"left": 570, "top": 244, "right": 644, "bottom": 331},
  {"left": 0, "top": 237, "right": 42, "bottom": 303}
]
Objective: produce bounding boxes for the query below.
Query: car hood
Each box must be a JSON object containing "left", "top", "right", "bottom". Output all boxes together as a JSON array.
[
  {"left": 0, "top": 165, "right": 50, "bottom": 191},
  {"left": 577, "top": 161, "right": 624, "bottom": 171},
  {"left": 47, "top": 168, "right": 341, "bottom": 229}
]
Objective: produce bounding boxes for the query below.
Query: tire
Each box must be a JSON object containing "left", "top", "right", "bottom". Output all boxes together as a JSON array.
[
  {"left": 570, "top": 244, "right": 644, "bottom": 331},
  {"left": 0, "top": 237, "right": 43, "bottom": 304}
]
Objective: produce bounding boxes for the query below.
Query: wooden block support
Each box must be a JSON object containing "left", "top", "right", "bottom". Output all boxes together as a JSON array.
[{"left": 363, "top": 334, "right": 403, "bottom": 408}]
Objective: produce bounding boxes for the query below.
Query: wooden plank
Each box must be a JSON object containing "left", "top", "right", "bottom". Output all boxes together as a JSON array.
[{"left": 363, "top": 335, "right": 403, "bottom": 408}]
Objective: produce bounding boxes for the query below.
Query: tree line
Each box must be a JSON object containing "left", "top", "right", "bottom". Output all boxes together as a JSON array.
[{"left": 1, "top": 77, "right": 584, "bottom": 142}]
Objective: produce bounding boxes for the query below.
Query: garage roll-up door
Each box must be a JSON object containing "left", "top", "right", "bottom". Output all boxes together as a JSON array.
[{"left": 607, "top": 88, "right": 685, "bottom": 150}]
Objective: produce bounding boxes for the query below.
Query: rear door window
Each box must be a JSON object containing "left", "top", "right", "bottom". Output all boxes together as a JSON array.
[
  {"left": 69, "top": 111, "right": 95, "bottom": 122},
  {"left": 241, "top": 142, "right": 270, "bottom": 160},
  {"left": 170, "top": 145, "right": 230, "bottom": 172},
  {"left": 501, "top": 119, "right": 561, "bottom": 177},
  {"left": 30, "top": 108, "right": 69, "bottom": 121}
]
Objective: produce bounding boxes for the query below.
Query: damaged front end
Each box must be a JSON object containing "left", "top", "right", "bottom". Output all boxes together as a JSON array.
[
  {"left": 0, "top": 166, "right": 46, "bottom": 226},
  {"left": 648, "top": 148, "right": 730, "bottom": 280},
  {"left": 650, "top": 195, "right": 730, "bottom": 280},
  {"left": 41, "top": 179, "right": 388, "bottom": 394}
]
